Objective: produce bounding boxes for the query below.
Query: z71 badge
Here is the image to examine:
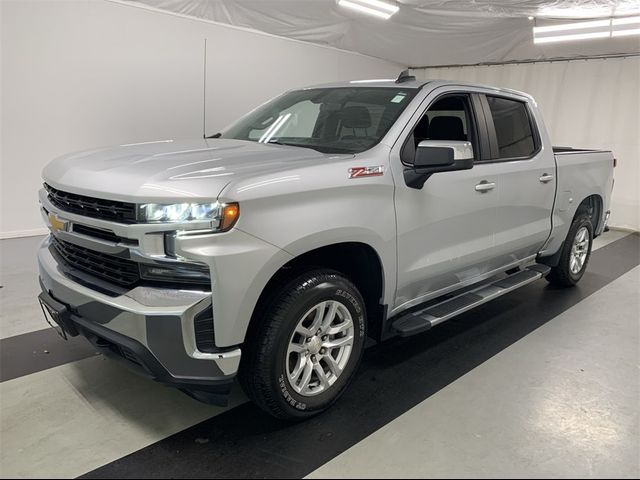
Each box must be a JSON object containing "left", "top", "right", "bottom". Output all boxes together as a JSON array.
[{"left": 348, "top": 166, "right": 385, "bottom": 179}]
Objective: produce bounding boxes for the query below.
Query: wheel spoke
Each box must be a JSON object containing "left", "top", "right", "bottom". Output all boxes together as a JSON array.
[
  {"left": 314, "top": 363, "right": 330, "bottom": 388},
  {"left": 323, "top": 354, "right": 343, "bottom": 377},
  {"left": 309, "top": 302, "right": 326, "bottom": 333},
  {"left": 326, "top": 318, "right": 353, "bottom": 336},
  {"left": 321, "top": 301, "right": 339, "bottom": 332},
  {"left": 288, "top": 343, "right": 306, "bottom": 354},
  {"left": 298, "top": 360, "right": 314, "bottom": 392},
  {"left": 579, "top": 228, "right": 588, "bottom": 243},
  {"left": 324, "top": 333, "right": 354, "bottom": 350},
  {"left": 290, "top": 355, "right": 308, "bottom": 383}
]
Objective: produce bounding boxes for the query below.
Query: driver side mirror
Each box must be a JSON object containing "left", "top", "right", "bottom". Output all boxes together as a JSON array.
[{"left": 405, "top": 140, "right": 474, "bottom": 189}]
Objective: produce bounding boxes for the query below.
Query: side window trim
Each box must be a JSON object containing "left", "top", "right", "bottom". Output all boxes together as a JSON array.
[
  {"left": 471, "top": 93, "right": 492, "bottom": 162},
  {"left": 481, "top": 93, "right": 542, "bottom": 163},
  {"left": 478, "top": 94, "right": 499, "bottom": 160}
]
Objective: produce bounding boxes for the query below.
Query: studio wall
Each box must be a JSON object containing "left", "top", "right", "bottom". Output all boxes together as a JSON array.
[
  {"left": 0, "top": 0, "right": 401, "bottom": 238},
  {"left": 412, "top": 56, "right": 640, "bottom": 231}
]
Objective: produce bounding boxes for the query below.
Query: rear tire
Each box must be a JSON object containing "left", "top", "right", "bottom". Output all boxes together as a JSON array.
[
  {"left": 239, "top": 269, "right": 367, "bottom": 421},
  {"left": 546, "top": 214, "right": 593, "bottom": 287}
]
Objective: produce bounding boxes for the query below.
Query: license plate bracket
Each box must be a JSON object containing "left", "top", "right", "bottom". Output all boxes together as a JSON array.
[{"left": 38, "top": 291, "right": 77, "bottom": 339}]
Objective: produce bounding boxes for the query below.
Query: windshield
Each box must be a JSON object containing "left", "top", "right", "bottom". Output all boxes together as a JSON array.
[{"left": 219, "top": 87, "right": 417, "bottom": 154}]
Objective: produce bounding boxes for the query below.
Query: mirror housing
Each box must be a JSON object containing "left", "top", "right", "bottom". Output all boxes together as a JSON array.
[{"left": 404, "top": 140, "right": 474, "bottom": 189}]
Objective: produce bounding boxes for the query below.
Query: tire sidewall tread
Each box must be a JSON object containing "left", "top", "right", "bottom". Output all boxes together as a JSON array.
[
  {"left": 547, "top": 214, "right": 593, "bottom": 287},
  {"left": 239, "top": 269, "right": 366, "bottom": 421}
]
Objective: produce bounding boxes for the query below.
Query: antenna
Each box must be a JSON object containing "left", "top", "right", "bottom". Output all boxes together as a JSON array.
[
  {"left": 202, "top": 38, "right": 207, "bottom": 139},
  {"left": 395, "top": 69, "right": 415, "bottom": 83}
]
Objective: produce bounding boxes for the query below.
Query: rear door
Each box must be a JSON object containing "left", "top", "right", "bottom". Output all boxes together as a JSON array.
[{"left": 479, "top": 93, "right": 556, "bottom": 265}]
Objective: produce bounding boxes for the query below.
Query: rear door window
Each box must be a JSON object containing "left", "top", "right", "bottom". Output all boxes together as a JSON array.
[{"left": 486, "top": 96, "right": 536, "bottom": 159}]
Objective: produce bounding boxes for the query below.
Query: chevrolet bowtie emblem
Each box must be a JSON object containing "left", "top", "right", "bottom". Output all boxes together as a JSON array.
[{"left": 47, "top": 213, "right": 69, "bottom": 234}]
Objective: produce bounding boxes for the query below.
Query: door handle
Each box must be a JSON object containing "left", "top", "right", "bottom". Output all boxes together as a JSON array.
[
  {"left": 539, "top": 173, "right": 554, "bottom": 183},
  {"left": 475, "top": 181, "right": 496, "bottom": 192}
]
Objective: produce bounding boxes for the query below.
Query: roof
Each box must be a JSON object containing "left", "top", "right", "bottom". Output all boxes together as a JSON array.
[{"left": 300, "top": 78, "right": 535, "bottom": 101}]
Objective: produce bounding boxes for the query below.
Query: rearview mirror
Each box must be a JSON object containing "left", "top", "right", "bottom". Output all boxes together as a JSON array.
[{"left": 405, "top": 140, "right": 474, "bottom": 189}]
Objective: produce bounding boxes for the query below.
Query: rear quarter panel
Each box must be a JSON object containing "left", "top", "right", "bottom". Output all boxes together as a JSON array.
[{"left": 541, "top": 150, "right": 614, "bottom": 257}]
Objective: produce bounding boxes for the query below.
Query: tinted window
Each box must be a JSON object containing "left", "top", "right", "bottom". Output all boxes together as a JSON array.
[
  {"left": 487, "top": 96, "right": 536, "bottom": 158},
  {"left": 221, "top": 88, "right": 417, "bottom": 154},
  {"left": 413, "top": 95, "right": 472, "bottom": 146}
]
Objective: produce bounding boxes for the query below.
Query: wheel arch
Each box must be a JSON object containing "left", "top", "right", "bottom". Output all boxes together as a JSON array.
[
  {"left": 540, "top": 193, "right": 602, "bottom": 268},
  {"left": 575, "top": 194, "right": 604, "bottom": 236},
  {"left": 244, "top": 242, "right": 387, "bottom": 344}
]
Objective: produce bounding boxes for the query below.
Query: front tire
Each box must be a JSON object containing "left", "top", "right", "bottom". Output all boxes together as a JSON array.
[
  {"left": 239, "top": 269, "right": 367, "bottom": 420},
  {"left": 546, "top": 214, "right": 593, "bottom": 287}
]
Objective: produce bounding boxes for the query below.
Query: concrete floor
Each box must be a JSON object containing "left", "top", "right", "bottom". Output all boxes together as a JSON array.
[
  {"left": 309, "top": 265, "right": 640, "bottom": 479},
  {"left": 0, "top": 230, "right": 638, "bottom": 478}
]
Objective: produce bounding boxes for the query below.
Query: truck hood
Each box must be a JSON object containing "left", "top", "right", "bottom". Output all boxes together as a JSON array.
[{"left": 43, "top": 139, "right": 351, "bottom": 203}]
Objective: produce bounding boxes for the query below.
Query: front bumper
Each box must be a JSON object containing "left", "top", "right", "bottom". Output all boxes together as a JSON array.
[{"left": 38, "top": 238, "right": 241, "bottom": 404}]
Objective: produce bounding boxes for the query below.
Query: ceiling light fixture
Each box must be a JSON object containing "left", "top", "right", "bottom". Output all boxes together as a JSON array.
[
  {"left": 534, "top": 31, "right": 611, "bottom": 44},
  {"left": 533, "top": 16, "right": 640, "bottom": 43},
  {"left": 533, "top": 19, "right": 611, "bottom": 34},
  {"left": 338, "top": 0, "right": 399, "bottom": 20},
  {"left": 612, "top": 15, "right": 640, "bottom": 36}
]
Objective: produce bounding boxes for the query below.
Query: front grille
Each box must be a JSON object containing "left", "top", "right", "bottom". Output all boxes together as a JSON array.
[
  {"left": 50, "top": 237, "right": 211, "bottom": 292},
  {"left": 51, "top": 237, "right": 140, "bottom": 287},
  {"left": 72, "top": 224, "right": 137, "bottom": 245},
  {"left": 45, "top": 183, "right": 137, "bottom": 224}
]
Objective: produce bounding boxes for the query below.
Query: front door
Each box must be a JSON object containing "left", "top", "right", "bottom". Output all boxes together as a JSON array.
[{"left": 392, "top": 91, "right": 498, "bottom": 313}]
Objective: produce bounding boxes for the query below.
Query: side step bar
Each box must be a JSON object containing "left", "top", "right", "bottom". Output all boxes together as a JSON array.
[{"left": 392, "top": 264, "right": 551, "bottom": 337}]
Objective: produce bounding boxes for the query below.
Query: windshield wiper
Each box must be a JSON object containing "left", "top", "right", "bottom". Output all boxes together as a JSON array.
[
  {"left": 265, "top": 139, "right": 326, "bottom": 153},
  {"left": 267, "top": 140, "right": 353, "bottom": 153},
  {"left": 205, "top": 132, "right": 222, "bottom": 139}
]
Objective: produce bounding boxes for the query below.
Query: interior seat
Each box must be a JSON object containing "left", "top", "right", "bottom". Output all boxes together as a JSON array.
[
  {"left": 428, "top": 116, "right": 466, "bottom": 141},
  {"left": 340, "top": 106, "right": 372, "bottom": 139}
]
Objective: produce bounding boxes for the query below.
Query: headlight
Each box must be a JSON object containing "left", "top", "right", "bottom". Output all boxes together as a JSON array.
[{"left": 138, "top": 202, "right": 239, "bottom": 231}]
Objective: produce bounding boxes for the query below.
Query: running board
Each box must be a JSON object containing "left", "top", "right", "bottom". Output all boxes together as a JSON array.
[{"left": 392, "top": 264, "right": 551, "bottom": 337}]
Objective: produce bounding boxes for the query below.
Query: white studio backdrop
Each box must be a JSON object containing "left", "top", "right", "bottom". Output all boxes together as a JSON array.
[
  {"left": 413, "top": 56, "right": 640, "bottom": 231},
  {"left": 0, "top": 0, "right": 401, "bottom": 238}
]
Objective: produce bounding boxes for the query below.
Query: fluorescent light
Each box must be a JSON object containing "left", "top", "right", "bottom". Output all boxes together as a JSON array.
[
  {"left": 356, "top": 0, "right": 399, "bottom": 14},
  {"left": 611, "top": 16, "right": 640, "bottom": 36},
  {"left": 537, "top": 6, "right": 614, "bottom": 18},
  {"left": 534, "top": 31, "right": 611, "bottom": 44},
  {"left": 533, "top": 19, "right": 611, "bottom": 34},
  {"left": 612, "top": 16, "right": 640, "bottom": 26},
  {"left": 612, "top": 28, "right": 640, "bottom": 37},
  {"left": 338, "top": 0, "right": 398, "bottom": 19}
]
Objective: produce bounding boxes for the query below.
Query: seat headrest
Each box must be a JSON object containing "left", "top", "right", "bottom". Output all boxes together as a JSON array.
[
  {"left": 429, "top": 116, "right": 466, "bottom": 141},
  {"left": 342, "top": 106, "right": 372, "bottom": 129}
]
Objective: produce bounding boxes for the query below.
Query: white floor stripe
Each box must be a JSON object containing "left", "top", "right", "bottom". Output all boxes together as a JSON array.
[
  {"left": 307, "top": 266, "right": 640, "bottom": 479},
  {"left": 0, "top": 356, "right": 247, "bottom": 479}
]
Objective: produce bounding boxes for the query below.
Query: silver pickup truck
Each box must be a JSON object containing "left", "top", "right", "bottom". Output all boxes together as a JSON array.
[{"left": 37, "top": 72, "right": 614, "bottom": 420}]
